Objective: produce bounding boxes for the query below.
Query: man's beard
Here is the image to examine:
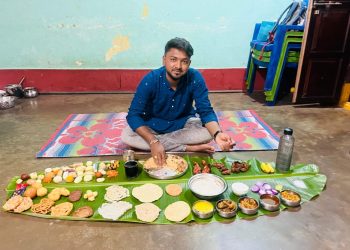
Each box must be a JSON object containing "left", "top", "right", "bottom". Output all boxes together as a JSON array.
[{"left": 166, "top": 69, "right": 183, "bottom": 81}]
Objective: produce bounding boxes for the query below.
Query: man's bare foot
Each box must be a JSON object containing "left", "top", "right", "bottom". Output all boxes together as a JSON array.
[{"left": 186, "top": 144, "right": 215, "bottom": 153}]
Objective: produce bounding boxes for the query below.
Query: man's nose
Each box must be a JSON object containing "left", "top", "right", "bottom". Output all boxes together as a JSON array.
[{"left": 174, "top": 60, "right": 181, "bottom": 68}]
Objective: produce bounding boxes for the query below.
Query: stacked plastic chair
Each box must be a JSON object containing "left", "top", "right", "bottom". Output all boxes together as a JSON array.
[
  {"left": 245, "top": 1, "right": 307, "bottom": 105},
  {"left": 245, "top": 24, "right": 304, "bottom": 105}
]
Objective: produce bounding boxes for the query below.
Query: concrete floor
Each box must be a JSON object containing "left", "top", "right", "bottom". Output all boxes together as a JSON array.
[{"left": 0, "top": 93, "right": 349, "bottom": 250}]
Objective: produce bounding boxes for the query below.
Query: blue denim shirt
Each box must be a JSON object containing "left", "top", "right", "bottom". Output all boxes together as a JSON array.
[{"left": 126, "top": 66, "right": 218, "bottom": 134}]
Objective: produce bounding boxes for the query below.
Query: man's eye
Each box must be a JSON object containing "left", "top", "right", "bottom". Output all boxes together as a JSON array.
[
  {"left": 182, "top": 61, "right": 189, "bottom": 65},
  {"left": 170, "top": 58, "right": 176, "bottom": 62}
]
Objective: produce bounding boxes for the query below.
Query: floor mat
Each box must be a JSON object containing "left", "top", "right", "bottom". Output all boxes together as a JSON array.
[{"left": 36, "top": 110, "right": 279, "bottom": 158}]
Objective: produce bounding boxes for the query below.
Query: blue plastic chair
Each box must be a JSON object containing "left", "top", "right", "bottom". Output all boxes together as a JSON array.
[{"left": 245, "top": 23, "right": 304, "bottom": 104}]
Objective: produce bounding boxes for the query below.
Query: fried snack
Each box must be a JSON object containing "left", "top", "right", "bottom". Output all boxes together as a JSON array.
[
  {"left": 106, "top": 170, "right": 118, "bottom": 178},
  {"left": 51, "top": 202, "right": 73, "bottom": 216},
  {"left": 59, "top": 188, "right": 70, "bottom": 196},
  {"left": 68, "top": 190, "right": 82, "bottom": 202},
  {"left": 2, "top": 195, "right": 23, "bottom": 211},
  {"left": 48, "top": 192, "right": 61, "bottom": 201},
  {"left": 37, "top": 187, "right": 48, "bottom": 197},
  {"left": 48, "top": 187, "right": 70, "bottom": 201},
  {"left": 13, "top": 197, "right": 33, "bottom": 213},
  {"left": 31, "top": 198, "right": 55, "bottom": 214},
  {"left": 165, "top": 184, "right": 182, "bottom": 196},
  {"left": 72, "top": 206, "right": 94, "bottom": 218}
]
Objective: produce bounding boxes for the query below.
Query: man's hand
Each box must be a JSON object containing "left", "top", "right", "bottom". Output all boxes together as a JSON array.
[
  {"left": 215, "top": 132, "right": 235, "bottom": 151},
  {"left": 151, "top": 142, "right": 166, "bottom": 166}
]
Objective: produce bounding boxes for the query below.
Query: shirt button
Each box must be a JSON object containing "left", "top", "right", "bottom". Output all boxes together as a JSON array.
[
  {"left": 172, "top": 99, "right": 175, "bottom": 101},
  {"left": 171, "top": 105, "right": 174, "bottom": 108}
]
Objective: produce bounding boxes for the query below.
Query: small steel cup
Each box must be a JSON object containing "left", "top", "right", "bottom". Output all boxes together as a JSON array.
[{"left": 123, "top": 150, "right": 135, "bottom": 162}]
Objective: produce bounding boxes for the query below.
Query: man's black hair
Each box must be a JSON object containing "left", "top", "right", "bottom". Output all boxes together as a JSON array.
[{"left": 164, "top": 37, "right": 194, "bottom": 58}]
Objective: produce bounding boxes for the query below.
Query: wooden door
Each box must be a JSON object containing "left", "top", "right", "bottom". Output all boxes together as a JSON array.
[{"left": 293, "top": 0, "right": 350, "bottom": 104}]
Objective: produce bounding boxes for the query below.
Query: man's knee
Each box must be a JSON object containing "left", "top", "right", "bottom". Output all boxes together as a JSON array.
[{"left": 121, "top": 125, "right": 150, "bottom": 150}]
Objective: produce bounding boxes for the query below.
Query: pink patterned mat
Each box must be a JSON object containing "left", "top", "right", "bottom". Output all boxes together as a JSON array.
[{"left": 37, "top": 110, "right": 279, "bottom": 158}]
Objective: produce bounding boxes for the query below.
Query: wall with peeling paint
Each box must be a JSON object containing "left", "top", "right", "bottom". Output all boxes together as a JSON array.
[{"left": 0, "top": 0, "right": 292, "bottom": 69}]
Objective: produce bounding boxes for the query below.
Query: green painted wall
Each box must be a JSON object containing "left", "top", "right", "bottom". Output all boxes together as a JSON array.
[{"left": 0, "top": 0, "right": 291, "bottom": 69}]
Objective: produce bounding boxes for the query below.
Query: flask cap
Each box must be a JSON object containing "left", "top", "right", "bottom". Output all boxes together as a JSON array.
[{"left": 284, "top": 128, "right": 293, "bottom": 135}]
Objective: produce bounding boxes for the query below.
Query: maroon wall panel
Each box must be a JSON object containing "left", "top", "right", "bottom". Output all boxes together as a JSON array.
[{"left": 0, "top": 68, "right": 264, "bottom": 93}]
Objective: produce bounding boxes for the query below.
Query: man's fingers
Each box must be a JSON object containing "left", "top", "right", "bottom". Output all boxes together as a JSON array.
[{"left": 160, "top": 153, "right": 166, "bottom": 165}]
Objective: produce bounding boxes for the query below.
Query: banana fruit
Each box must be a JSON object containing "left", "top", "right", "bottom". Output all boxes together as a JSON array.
[{"left": 260, "top": 162, "right": 275, "bottom": 174}]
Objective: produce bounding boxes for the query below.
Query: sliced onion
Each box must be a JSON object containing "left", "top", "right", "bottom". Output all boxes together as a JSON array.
[
  {"left": 251, "top": 185, "right": 260, "bottom": 193},
  {"left": 256, "top": 181, "right": 264, "bottom": 188},
  {"left": 263, "top": 183, "right": 272, "bottom": 190},
  {"left": 258, "top": 189, "right": 266, "bottom": 196},
  {"left": 266, "top": 190, "right": 273, "bottom": 195},
  {"left": 271, "top": 189, "right": 278, "bottom": 195}
]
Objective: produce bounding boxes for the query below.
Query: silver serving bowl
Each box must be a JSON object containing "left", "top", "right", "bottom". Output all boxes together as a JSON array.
[
  {"left": 188, "top": 173, "right": 227, "bottom": 200},
  {"left": 215, "top": 199, "right": 237, "bottom": 218},
  {"left": 0, "top": 96, "right": 15, "bottom": 110},
  {"left": 192, "top": 200, "right": 214, "bottom": 219},
  {"left": 280, "top": 190, "right": 301, "bottom": 207},
  {"left": 23, "top": 87, "right": 39, "bottom": 98},
  {"left": 238, "top": 197, "right": 259, "bottom": 215},
  {"left": 260, "top": 194, "right": 280, "bottom": 211}
]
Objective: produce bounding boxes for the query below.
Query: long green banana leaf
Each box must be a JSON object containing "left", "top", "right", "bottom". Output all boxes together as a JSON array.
[{"left": 4, "top": 156, "right": 327, "bottom": 224}]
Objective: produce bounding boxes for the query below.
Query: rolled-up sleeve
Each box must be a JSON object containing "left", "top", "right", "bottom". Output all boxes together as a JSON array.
[
  {"left": 126, "top": 73, "right": 154, "bottom": 131},
  {"left": 191, "top": 72, "right": 218, "bottom": 124}
]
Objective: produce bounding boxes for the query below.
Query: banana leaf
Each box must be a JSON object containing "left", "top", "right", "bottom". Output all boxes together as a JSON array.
[{"left": 4, "top": 156, "right": 327, "bottom": 224}]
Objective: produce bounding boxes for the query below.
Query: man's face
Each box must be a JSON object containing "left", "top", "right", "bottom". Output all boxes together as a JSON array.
[{"left": 163, "top": 48, "right": 191, "bottom": 83}]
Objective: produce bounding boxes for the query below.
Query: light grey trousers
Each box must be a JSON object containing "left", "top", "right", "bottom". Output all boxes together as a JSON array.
[{"left": 121, "top": 118, "right": 212, "bottom": 152}]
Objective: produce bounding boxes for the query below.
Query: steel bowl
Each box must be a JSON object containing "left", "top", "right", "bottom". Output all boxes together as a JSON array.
[
  {"left": 192, "top": 200, "right": 214, "bottom": 219},
  {"left": 23, "top": 87, "right": 38, "bottom": 98},
  {"left": 0, "top": 96, "right": 16, "bottom": 110},
  {"left": 215, "top": 199, "right": 237, "bottom": 218},
  {"left": 188, "top": 173, "right": 227, "bottom": 200},
  {"left": 238, "top": 197, "right": 259, "bottom": 215},
  {"left": 280, "top": 190, "right": 301, "bottom": 207},
  {"left": 260, "top": 194, "right": 280, "bottom": 211}
]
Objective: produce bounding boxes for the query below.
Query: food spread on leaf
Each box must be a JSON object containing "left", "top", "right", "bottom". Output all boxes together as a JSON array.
[{"left": 1, "top": 157, "right": 323, "bottom": 223}]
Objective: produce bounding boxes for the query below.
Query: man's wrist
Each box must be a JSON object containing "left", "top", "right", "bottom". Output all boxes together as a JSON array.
[
  {"left": 149, "top": 139, "right": 160, "bottom": 145},
  {"left": 213, "top": 130, "right": 222, "bottom": 140}
]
